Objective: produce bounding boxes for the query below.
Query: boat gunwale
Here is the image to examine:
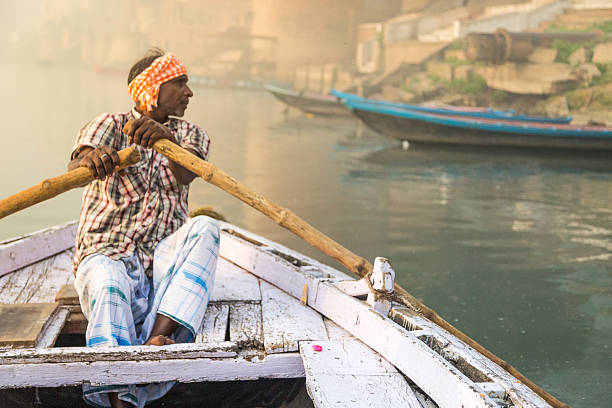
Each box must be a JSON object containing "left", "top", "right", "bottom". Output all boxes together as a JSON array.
[
  {"left": 346, "top": 99, "right": 612, "bottom": 138},
  {"left": 0, "top": 221, "right": 554, "bottom": 407},
  {"left": 332, "top": 89, "right": 573, "bottom": 124},
  {"left": 264, "top": 84, "right": 339, "bottom": 103}
]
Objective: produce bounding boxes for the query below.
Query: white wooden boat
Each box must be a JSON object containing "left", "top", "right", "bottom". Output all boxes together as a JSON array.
[{"left": 0, "top": 220, "right": 556, "bottom": 408}]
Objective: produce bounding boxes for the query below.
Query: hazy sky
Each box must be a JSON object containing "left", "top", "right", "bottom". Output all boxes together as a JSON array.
[{"left": 0, "top": 1, "right": 42, "bottom": 37}]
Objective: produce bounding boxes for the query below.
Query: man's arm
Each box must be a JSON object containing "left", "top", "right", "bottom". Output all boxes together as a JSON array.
[
  {"left": 68, "top": 146, "right": 120, "bottom": 181},
  {"left": 167, "top": 148, "right": 200, "bottom": 185},
  {"left": 127, "top": 117, "right": 199, "bottom": 185}
]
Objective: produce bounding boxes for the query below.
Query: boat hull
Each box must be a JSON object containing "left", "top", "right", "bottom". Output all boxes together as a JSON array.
[
  {"left": 0, "top": 221, "right": 558, "bottom": 408},
  {"left": 0, "top": 378, "right": 310, "bottom": 408},
  {"left": 332, "top": 89, "right": 573, "bottom": 124},
  {"left": 352, "top": 107, "right": 612, "bottom": 151},
  {"left": 265, "top": 85, "right": 348, "bottom": 116}
]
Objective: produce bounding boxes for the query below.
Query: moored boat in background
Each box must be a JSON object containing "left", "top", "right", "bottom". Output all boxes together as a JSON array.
[
  {"left": 264, "top": 84, "right": 349, "bottom": 116},
  {"left": 344, "top": 99, "right": 612, "bottom": 151},
  {"left": 332, "top": 89, "right": 573, "bottom": 124}
]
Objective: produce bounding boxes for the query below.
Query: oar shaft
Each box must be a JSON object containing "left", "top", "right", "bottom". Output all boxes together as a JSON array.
[
  {"left": 0, "top": 146, "right": 140, "bottom": 220},
  {"left": 153, "top": 137, "right": 372, "bottom": 276}
]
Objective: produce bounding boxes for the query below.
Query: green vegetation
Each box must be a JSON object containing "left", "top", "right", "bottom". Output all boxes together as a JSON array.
[
  {"left": 551, "top": 39, "right": 594, "bottom": 64},
  {"left": 591, "top": 63, "right": 612, "bottom": 86},
  {"left": 564, "top": 89, "right": 587, "bottom": 110},
  {"left": 443, "top": 56, "right": 470, "bottom": 66},
  {"left": 545, "top": 24, "right": 585, "bottom": 33},
  {"left": 430, "top": 73, "right": 488, "bottom": 94},
  {"left": 590, "top": 21, "right": 612, "bottom": 34},
  {"left": 491, "top": 90, "right": 510, "bottom": 104},
  {"left": 546, "top": 22, "right": 612, "bottom": 34},
  {"left": 593, "top": 91, "right": 612, "bottom": 107},
  {"left": 447, "top": 40, "right": 464, "bottom": 50},
  {"left": 449, "top": 74, "right": 487, "bottom": 94}
]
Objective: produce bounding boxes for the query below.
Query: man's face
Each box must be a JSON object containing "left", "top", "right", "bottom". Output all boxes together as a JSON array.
[{"left": 156, "top": 75, "right": 193, "bottom": 118}]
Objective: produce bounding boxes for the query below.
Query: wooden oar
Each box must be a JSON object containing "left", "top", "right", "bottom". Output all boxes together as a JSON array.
[
  {"left": 124, "top": 120, "right": 567, "bottom": 408},
  {"left": 0, "top": 147, "right": 140, "bottom": 220}
]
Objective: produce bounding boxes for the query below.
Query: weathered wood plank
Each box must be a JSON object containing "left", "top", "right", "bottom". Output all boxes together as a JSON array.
[
  {"left": 195, "top": 303, "right": 229, "bottom": 345},
  {"left": 324, "top": 319, "right": 355, "bottom": 340},
  {"left": 0, "top": 222, "right": 77, "bottom": 277},
  {"left": 302, "top": 338, "right": 397, "bottom": 375},
  {"left": 300, "top": 340, "right": 423, "bottom": 408},
  {"left": 60, "top": 311, "right": 88, "bottom": 335},
  {"left": 308, "top": 281, "right": 501, "bottom": 407},
  {"left": 33, "top": 251, "right": 74, "bottom": 301},
  {"left": 0, "top": 352, "right": 304, "bottom": 388},
  {"left": 210, "top": 257, "right": 261, "bottom": 302},
  {"left": 220, "top": 233, "right": 313, "bottom": 301},
  {"left": 0, "top": 303, "right": 59, "bottom": 348},
  {"left": 54, "top": 283, "right": 79, "bottom": 306},
  {"left": 0, "top": 342, "right": 237, "bottom": 365},
  {"left": 215, "top": 234, "right": 504, "bottom": 408},
  {"left": 391, "top": 307, "right": 550, "bottom": 408},
  {"left": 36, "top": 308, "right": 70, "bottom": 348},
  {"left": 0, "top": 250, "right": 73, "bottom": 305},
  {"left": 260, "top": 280, "right": 327, "bottom": 354},
  {"left": 20, "top": 251, "right": 73, "bottom": 304},
  {"left": 229, "top": 303, "right": 262, "bottom": 348},
  {"left": 219, "top": 224, "right": 353, "bottom": 281},
  {"left": 0, "top": 257, "right": 54, "bottom": 304}
]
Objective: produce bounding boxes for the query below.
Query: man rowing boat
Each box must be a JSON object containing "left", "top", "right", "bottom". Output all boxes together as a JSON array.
[{"left": 67, "top": 48, "right": 219, "bottom": 408}]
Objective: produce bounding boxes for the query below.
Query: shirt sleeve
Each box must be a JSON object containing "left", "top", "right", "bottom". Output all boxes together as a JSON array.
[
  {"left": 70, "top": 113, "right": 118, "bottom": 160},
  {"left": 180, "top": 124, "right": 210, "bottom": 161}
]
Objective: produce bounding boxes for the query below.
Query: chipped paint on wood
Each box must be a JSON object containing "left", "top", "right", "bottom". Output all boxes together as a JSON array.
[
  {"left": 309, "top": 282, "right": 499, "bottom": 408},
  {"left": 0, "top": 222, "right": 76, "bottom": 277},
  {"left": 0, "top": 250, "right": 73, "bottom": 305},
  {"left": 335, "top": 278, "right": 370, "bottom": 297},
  {"left": 323, "top": 319, "right": 355, "bottom": 341},
  {"left": 36, "top": 308, "right": 70, "bottom": 348},
  {"left": 300, "top": 340, "right": 423, "bottom": 408},
  {"left": 216, "top": 226, "right": 552, "bottom": 407},
  {"left": 210, "top": 257, "right": 261, "bottom": 302},
  {"left": 196, "top": 303, "right": 229, "bottom": 345},
  {"left": 229, "top": 303, "right": 262, "bottom": 348},
  {"left": 391, "top": 307, "right": 550, "bottom": 408},
  {"left": 0, "top": 352, "right": 304, "bottom": 388},
  {"left": 218, "top": 222, "right": 353, "bottom": 281},
  {"left": 0, "top": 342, "right": 237, "bottom": 365},
  {"left": 260, "top": 280, "right": 327, "bottom": 354}
]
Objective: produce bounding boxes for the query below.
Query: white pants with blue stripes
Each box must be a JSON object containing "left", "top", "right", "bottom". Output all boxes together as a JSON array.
[{"left": 74, "top": 216, "right": 220, "bottom": 408}]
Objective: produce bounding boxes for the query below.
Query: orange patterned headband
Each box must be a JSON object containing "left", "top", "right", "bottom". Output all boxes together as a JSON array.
[{"left": 128, "top": 53, "right": 187, "bottom": 112}]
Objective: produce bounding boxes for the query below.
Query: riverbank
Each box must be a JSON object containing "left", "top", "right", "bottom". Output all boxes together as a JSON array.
[{"left": 338, "top": 10, "right": 612, "bottom": 125}]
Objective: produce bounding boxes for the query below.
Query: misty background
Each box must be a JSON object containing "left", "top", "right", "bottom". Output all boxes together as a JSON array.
[{"left": 1, "top": 2, "right": 611, "bottom": 408}]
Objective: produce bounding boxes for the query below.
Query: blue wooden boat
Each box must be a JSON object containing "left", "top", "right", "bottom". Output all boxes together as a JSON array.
[
  {"left": 344, "top": 99, "right": 612, "bottom": 151},
  {"left": 332, "top": 89, "right": 572, "bottom": 124}
]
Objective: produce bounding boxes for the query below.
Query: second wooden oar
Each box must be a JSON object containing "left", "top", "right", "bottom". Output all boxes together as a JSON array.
[
  {"left": 0, "top": 146, "right": 140, "bottom": 220},
  {"left": 123, "top": 120, "right": 568, "bottom": 408}
]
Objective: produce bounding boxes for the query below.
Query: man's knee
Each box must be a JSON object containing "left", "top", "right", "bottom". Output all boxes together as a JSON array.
[
  {"left": 187, "top": 216, "right": 220, "bottom": 241},
  {"left": 189, "top": 215, "right": 219, "bottom": 231},
  {"left": 77, "top": 256, "right": 131, "bottom": 307}
]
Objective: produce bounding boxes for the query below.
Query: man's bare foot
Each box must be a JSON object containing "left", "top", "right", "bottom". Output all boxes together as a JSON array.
[{"left": 144, "top": 334, "right": 175, "bottom": 346}]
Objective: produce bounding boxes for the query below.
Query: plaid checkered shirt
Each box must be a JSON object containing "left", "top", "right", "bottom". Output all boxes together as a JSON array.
[{"left": 71, "top": 109, "right": 210, "bottom": 277}]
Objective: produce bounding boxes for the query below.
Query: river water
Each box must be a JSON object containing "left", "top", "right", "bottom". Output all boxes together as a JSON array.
[{"left": 1, "top": 63, "right": 611, "bottom": 407}]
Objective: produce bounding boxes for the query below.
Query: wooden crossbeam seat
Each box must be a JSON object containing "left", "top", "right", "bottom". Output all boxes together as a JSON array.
[{"left": 0, "top": 283, "right": 84, "bottom": 349}]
